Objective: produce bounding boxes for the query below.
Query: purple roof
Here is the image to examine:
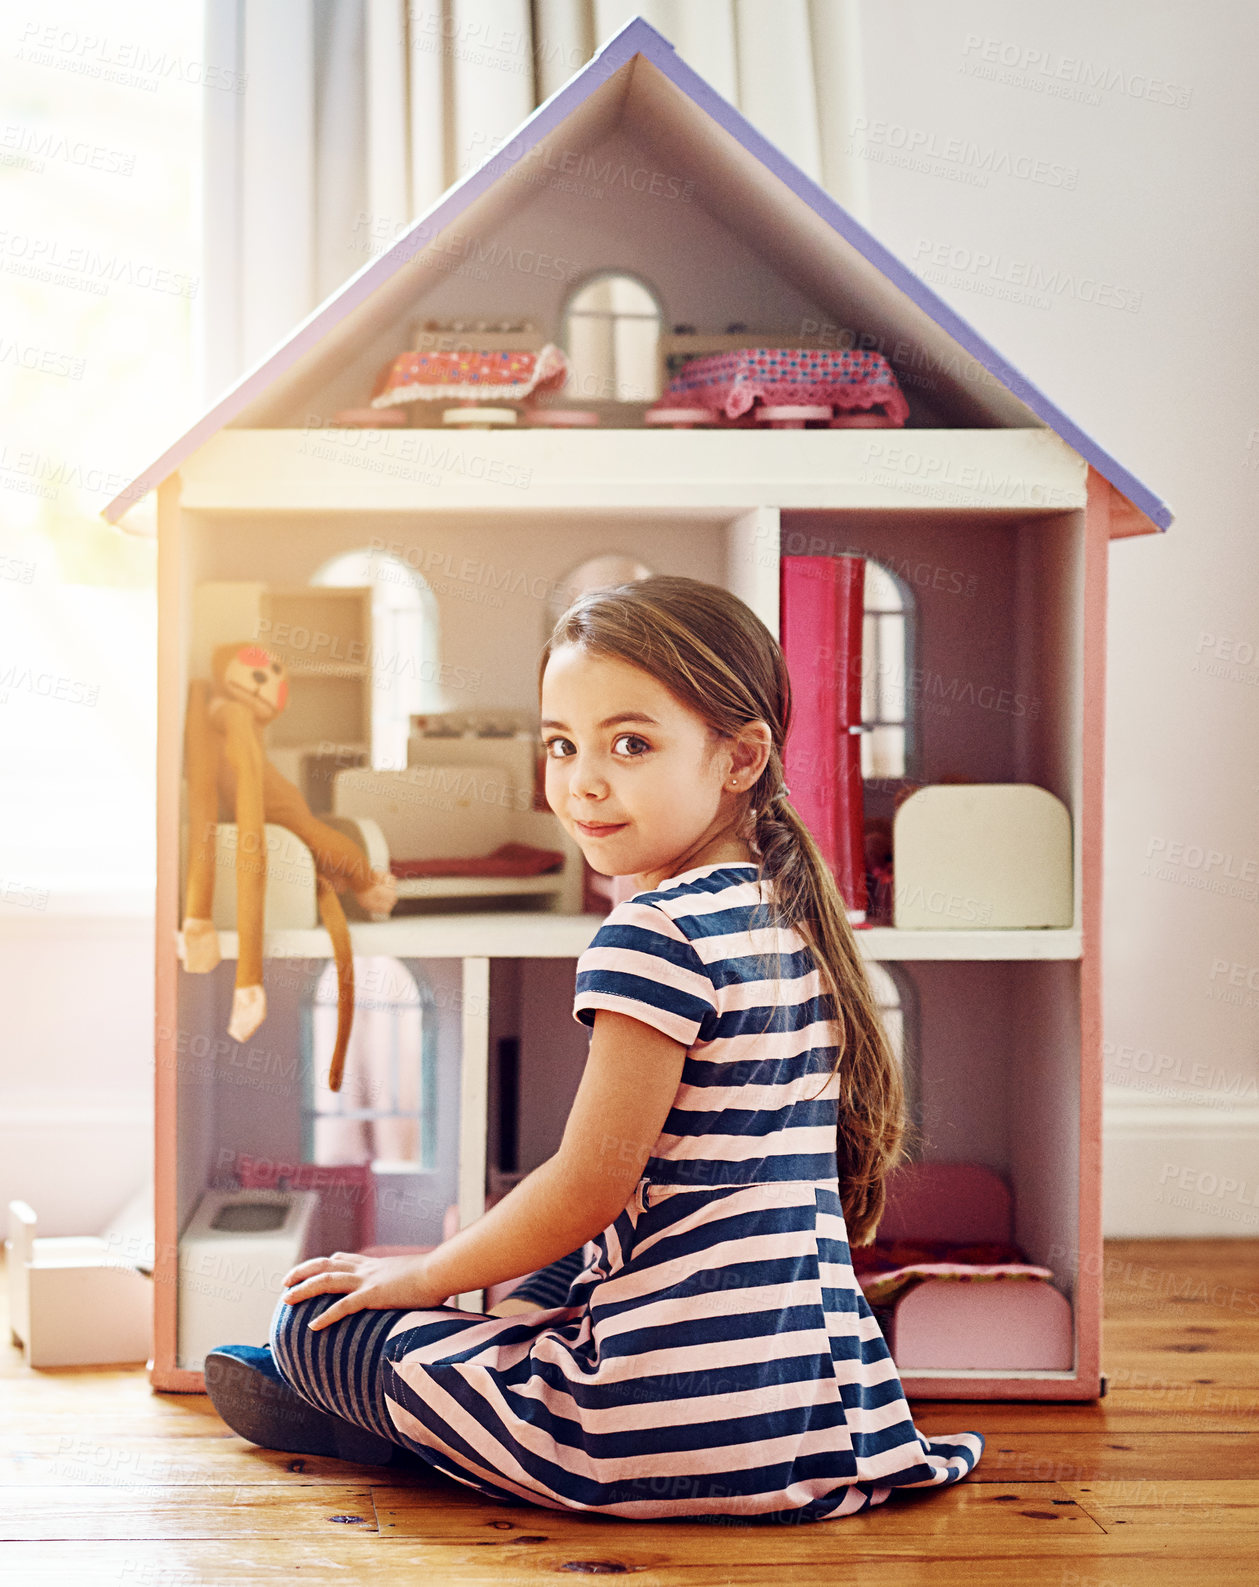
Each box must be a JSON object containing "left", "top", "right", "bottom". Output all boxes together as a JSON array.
[{"left": 103, "top": 14, "right": 1171, "bottom": 532}]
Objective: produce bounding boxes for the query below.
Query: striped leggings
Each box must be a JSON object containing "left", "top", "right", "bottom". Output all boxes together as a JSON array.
[{"left": 268, "top": 1245, "right": 588, "bottom": 1440}]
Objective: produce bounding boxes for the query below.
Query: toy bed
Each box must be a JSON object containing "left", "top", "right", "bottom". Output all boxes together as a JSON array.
[{"left": 855, "top": 1160, "right": 1073, "bottom": 1371}]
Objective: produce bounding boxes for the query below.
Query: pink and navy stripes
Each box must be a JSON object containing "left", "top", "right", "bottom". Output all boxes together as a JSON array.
[
  {"left": 268, "top": 860, "right": 983, "bottom": 1520},
  {"left": 573, "top": 863, "right": 847, "bottom": 1186}
]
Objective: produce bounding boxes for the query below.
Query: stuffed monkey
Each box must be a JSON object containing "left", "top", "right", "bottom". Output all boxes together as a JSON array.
[{"left": 181, "top": 642, "right": 398, "bottom": 1091}]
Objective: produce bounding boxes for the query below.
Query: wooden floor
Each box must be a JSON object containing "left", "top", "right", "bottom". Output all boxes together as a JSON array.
[{"left": 3, "top": 1239, "right": 1257, "bottom": 1585}]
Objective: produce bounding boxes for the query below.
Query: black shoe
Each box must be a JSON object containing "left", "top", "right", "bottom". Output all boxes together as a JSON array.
[{"left": 203, "top": 1345, "right": 400, "bottom": 1466}]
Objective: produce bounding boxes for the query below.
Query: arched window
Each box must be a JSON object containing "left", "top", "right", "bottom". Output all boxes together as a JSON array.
[
  {"left": 560, "top": 272, "right": 663, "bottom": 404},
  {"left": 312, "top": 548, "right": 442, "bottom": 769},
  {"left": 865, "top": 960, "right": 922, "bottom": 1151},
  {"left": 545, "top": 551, "right": 655, "bottom": 633},
  {"left": 303, "top": 957, "right": 438, "bottom": 1172},
  {"left": 861, "top": 559, "right": 917, "bottom": 780}
]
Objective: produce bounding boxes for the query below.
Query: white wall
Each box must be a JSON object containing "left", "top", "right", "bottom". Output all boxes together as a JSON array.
[
  {"left": 859, "top": 0, "right": 1259, "bottom": 1235},
  {"left": 0, "top": 585, "right": 156, "bottom": 1236},
  {"left": 0, "top": 916, "right": 154, "bottom": 1234}
]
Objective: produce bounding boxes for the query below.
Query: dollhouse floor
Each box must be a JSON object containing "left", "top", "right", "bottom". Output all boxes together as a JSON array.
[{"left": 2, "top": 1241, "right": 1256, "bottom": 1584}]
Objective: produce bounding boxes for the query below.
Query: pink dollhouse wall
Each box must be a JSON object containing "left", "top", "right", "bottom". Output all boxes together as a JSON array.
[
  {"left": 185, "top": 511, "right": 737, "bottom": 721},
  {"left": 514, "top": 959, "right": 592, "bottom": 1170},
  {"left": 781, "top": 510, "right": 1069, "bottom": 790},
  {"left": 486, "top": 959, "right": 596, "bottom": 1184},
  {"left": 178, "top": 957, "right": 466, "bottom": 1253}
]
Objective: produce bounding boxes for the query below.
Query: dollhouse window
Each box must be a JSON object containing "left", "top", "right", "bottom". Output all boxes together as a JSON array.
[
  {"left": 866, "top": 960, "right": 922, "bottom": 1148},
  {"left": 546, "top": 552, "right": 655, "bottom": 630},
  {"left": 861, "top": 559, "right": 917, "bottom": 780},
  {"left": 304, "top": 957, "right": 438, "bottom": 1173},
  {"left": 560, "top": 272, "right": 663, "bottom": 403},
  {"left": 312, "top": 548, "right": 444, "bottom": 768}
]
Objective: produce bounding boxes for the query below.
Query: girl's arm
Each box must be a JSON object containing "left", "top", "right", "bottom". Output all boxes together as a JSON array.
[{"left": 282, "top": 1009, "right": 687, "bottom": 1326}]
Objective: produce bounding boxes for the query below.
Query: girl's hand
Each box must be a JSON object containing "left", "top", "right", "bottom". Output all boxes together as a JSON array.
[{"left": 280, "top": 1251, "right": 452, "bottom": 1330}]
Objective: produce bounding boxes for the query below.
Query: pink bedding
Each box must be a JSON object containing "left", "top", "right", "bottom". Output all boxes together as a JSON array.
[
  {"left": 850, "top": 1236, "right": 1056, "bottom": 1307},
  {"left": 390, "top": 841, "right": 565, "bottom": 878}
]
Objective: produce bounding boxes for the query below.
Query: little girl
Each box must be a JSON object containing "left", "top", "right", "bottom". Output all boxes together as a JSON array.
[{"left": 205, "top": 573, "right": 984, "bottom": 1523}]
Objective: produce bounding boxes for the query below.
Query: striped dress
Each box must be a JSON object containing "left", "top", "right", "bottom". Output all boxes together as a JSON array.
[{"left": 380, "top": 860, "right": 984, "bottom": 1521}]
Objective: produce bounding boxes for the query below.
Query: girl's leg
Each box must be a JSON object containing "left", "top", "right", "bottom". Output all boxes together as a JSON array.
[
  {"left": 210, "top": 1261, "right": 596, "bottom": 1465},
  {"left": 211, "top": 1291, "right": 468, "bottom": 1465},
  {"left": 205, "top": 1292, "right": 408, "bottom": 1464},
  {"left": 268, "top": 1291, "right": 407, "bottom": 1445}
]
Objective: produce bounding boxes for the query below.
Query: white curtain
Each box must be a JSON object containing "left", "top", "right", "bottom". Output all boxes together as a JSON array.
[{"left": 202, "top": 0, "right": 868, "bottom": 397}]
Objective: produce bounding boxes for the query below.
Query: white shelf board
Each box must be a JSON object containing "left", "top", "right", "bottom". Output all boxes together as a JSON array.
[
  {"left": 176, "top": 914, "right": 609, "bottom": 961},
  {"left": 857, "top": 927, "right": 1081, "bottom": 960},
  {"left": 177, "top": 920, "right": 1083, "bottom": 962},
  {"left": 178, "top": 428, "right": 1087, "bottom": 514},
  {"left": 395, "top": 873, "right": 565, "bottom": 899},
  {"left": 901, "top": 1367, "right": 1078, "bottom": 1380}
]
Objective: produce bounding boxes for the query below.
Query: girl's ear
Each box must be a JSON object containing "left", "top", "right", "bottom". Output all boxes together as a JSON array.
[{"left": 731, "top": 720, "right": 773, "bottom": 784}]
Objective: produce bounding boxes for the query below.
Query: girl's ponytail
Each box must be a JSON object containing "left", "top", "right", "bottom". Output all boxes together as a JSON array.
[{"left": 747, "top": 790, "right": 914, "bottom": 1245}]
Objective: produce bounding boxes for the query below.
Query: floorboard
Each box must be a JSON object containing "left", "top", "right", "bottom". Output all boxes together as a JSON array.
[{"left": 3, "top": 1238, "right": 1256, "bottom": 1584}]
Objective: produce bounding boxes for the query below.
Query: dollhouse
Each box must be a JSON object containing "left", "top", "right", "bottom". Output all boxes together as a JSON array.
[{"left": 104, "top": 17, "right": 1170, "bottom": 1400}]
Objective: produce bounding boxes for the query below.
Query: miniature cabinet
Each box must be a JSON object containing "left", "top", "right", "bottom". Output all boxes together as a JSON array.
[
  {"left": 114, "top": 16, "right": 1168, "bottom": 1400},
  {"left": 193, "top": 580, "right": 375, "bottom": 808}
]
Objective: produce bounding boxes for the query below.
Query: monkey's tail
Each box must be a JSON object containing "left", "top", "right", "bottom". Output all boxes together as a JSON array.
[{"left": 316, "top": 876, "right": 354, "bottom": 1092}]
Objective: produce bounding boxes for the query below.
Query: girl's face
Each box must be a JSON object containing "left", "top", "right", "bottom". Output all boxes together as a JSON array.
[{"left": 540, "top": 643, "right": 771, "bottom": 891}]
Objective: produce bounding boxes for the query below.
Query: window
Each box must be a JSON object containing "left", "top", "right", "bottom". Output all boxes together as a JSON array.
[
  {"left": 546, "top": 552, "right": 655, "bottom": 632},
  {"left": 0, "top": 0, "right": 202, "bottom": 911},
  {"left": 560, "top": 272, "right": 663, "bottom": 404},
  {"left": 303, "top": 957, "right": 438, "bottom": 1172},
  {"left": 865, "top": 960, "right": 921, "bottom": 1150},
  {"left": 861, "top": 558, "right": 916, "bottom": 780},
  {"left": 312, "top": 548, "right": 443, "bottom": 769}
]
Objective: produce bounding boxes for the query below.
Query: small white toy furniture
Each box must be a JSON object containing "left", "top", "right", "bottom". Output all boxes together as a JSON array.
[
  {"left": 179, "top": 820, "right": 322, "bottom": 932},
  {"left": 7, "top": 1187, "right": 154, "bottom": 1368},
  {"left": 893, "top": 784, "right": 1074, "bottom": 930},
  {"left": 176, "top": 1187, "right": 320, "bottom": 1372}
]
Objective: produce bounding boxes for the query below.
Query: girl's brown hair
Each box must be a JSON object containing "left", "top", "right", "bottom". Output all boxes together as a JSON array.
[{"left": 537, "top": 572, "right": 916, "bottom": 1245}]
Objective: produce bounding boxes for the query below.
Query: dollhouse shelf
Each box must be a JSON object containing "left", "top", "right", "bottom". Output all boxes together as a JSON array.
[
  {"left": 176, "top": 428, "right": 1088, "bottom": 514},
  {"left": 391, "top": 873, "right": 567, "bottom": 901},
  {"left": 178, "top": 921, "right": 1084, "bottom": 962}
]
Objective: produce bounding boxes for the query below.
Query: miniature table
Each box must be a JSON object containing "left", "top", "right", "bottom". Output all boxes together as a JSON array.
[
  {"left": 649, "top": 346, "right": 909, "bottom": 426},
  {"left": 370, "top": 344, "right": 568, "bottom": 411}
]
